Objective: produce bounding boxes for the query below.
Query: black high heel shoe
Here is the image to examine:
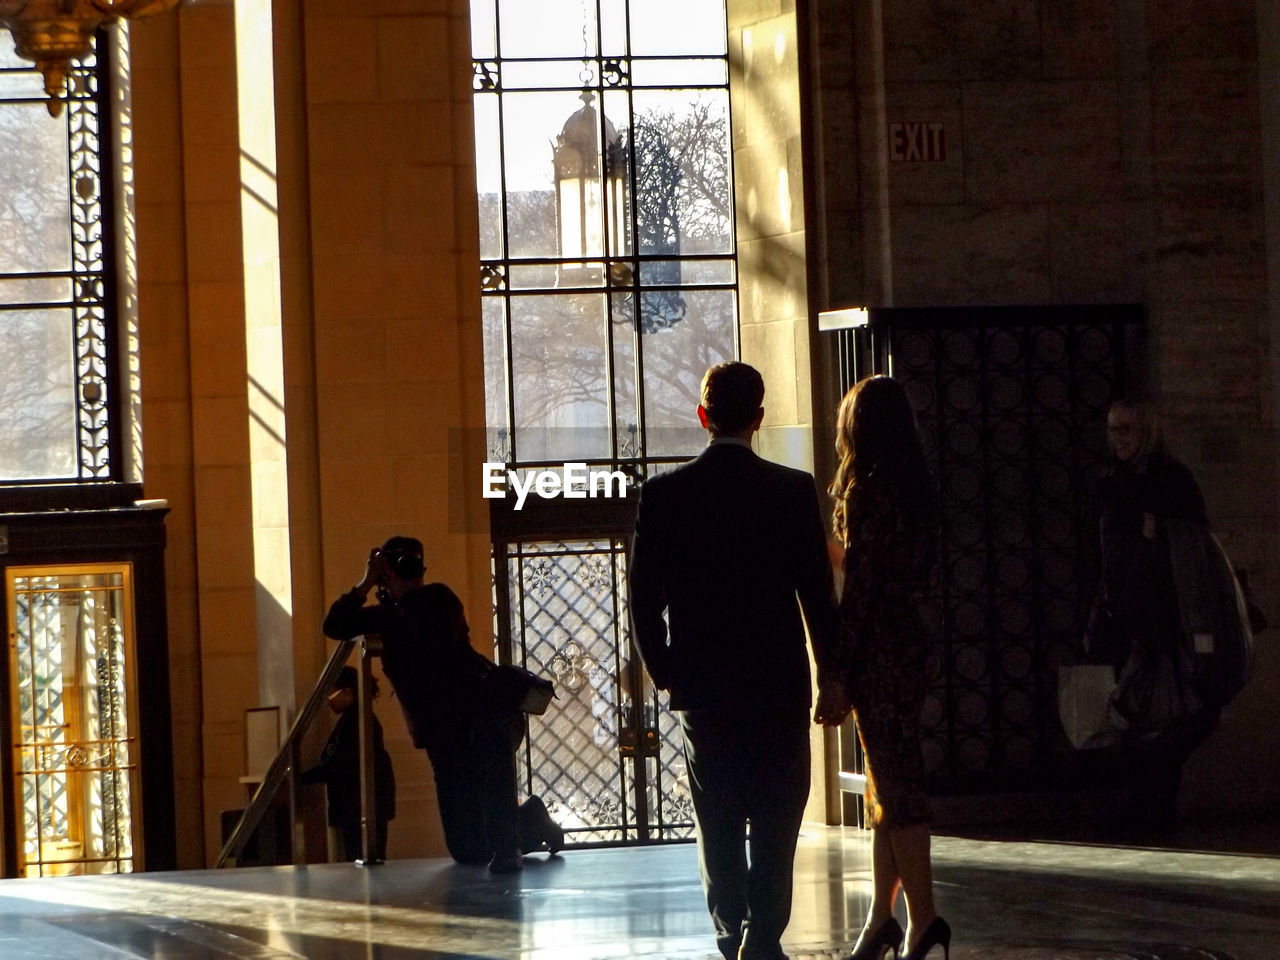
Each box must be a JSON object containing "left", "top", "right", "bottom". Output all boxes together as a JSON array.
[
  {"left": 847, "top": 915, "right": 904, "bottom": 960},
  {"left": 902, "top": 916, "right": 951, "bottom": 960}
]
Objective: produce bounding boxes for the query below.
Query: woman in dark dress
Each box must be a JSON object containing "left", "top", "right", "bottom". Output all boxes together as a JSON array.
[
  {"left": 1087, "top": 398, "right": 1219, "bottom": 834},
  {"left": 823, "top": 375, "right": 949, "bottom": 960}
]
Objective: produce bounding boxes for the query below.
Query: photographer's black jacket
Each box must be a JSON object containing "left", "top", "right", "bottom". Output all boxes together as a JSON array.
[{"left": 323, "top": 583, "right": 492, "bottom": 756}]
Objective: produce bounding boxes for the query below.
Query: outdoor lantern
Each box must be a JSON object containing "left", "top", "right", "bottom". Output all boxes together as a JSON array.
[
  {"left": 552, "top": 90, "right": 626, "bottom": 279},
  {"left": 0, "top": 0, "right": 178, "bottom": 116}
]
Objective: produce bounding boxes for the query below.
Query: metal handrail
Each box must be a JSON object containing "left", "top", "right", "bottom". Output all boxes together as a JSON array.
[{"left": 215, "top": 638, "right": 357, "bottom": 868}]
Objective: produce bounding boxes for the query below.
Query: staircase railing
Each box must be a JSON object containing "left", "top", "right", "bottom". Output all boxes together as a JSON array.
[{"left": 216, "top": 637, "right": 384, "bottom": 867}]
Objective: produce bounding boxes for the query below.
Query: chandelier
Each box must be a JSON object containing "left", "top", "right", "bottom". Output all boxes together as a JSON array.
[{"left": 0, "top": 0, "right": 179, "bottom": 116}]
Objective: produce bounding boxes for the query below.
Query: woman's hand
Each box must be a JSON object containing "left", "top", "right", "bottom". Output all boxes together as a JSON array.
[
  {"left": 814, "top": 678, "right": 852, "bottom": 726},
  {"left": 1142, "top": 512, "right": 1156, "bottom": 539}
]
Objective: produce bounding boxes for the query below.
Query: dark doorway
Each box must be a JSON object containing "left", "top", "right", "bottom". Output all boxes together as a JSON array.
[{"left": 833, "top": 305, "right": 1144, "bottom": 805}]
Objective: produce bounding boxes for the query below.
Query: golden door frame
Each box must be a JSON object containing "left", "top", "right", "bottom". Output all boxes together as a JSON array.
[{"left": 4, "top": 562, "right": 144, "bottom": 876}]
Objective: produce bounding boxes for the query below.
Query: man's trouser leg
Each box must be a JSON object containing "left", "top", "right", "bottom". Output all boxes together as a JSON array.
[
  {"left": 431, "top": 750, "right": 491, "bottom": 864},
  {"left": 739, "top": 710, "right": 810, "bottom": 959},
  {"left": 473, "top": 710, "right": 523, "bottom": 859},
  {"left": 681, "top": 708, "right": 750, "bottom": 960}
]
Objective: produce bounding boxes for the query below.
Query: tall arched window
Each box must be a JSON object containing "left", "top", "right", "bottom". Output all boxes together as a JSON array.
[{"left": 0, "top": 36, "right": 119, "bottom": 486}]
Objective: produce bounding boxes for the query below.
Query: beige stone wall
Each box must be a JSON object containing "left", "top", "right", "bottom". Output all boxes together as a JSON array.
[
  {"left": 729, "top": 0, "right": 842, "bottom": 824},
  {"left": 299, "top": 0, "right": 490, "bottom": 861},
  {"left": 808, "top": 0, "right": 1278, "bottom": 818},
  {"left": 130, "top": 13, "right": 206, "bottom": 869},
  {"left": 129, "top": 0, "right": 490, "bottom": 865}
]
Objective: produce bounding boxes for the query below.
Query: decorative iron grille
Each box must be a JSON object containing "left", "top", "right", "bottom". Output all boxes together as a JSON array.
[
  {"left": 835, "top": 306, "right": 1143, "bottom": 796},
  {"left": 0, "top": 36, "right": 119, "bottom": 483},
  {"left": 496, "top": 539, "right": 694, "bottom": 843}
]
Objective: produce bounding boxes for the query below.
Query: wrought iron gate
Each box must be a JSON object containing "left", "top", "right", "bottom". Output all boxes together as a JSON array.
[
  {"left": 491, "top": 489, "right": 695, "bottom": 845},
  {"left": 836, "top": 305, "right": 1144, "bottom": 797}
]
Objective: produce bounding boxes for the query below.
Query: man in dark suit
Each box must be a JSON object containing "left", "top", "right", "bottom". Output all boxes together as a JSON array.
[{"left": 628, "top": 361, "right": 845, "bottom": 960}]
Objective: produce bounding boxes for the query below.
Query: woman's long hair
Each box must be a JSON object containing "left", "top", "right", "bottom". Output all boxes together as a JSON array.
[{"left": 829, "top": 375, "right": 938, "bottom": 544}]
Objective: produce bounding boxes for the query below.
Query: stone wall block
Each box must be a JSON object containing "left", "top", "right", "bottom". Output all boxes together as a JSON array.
[
  {"left": 735, "top": 18, "right": 802, "bottom": 148},
  {"left": 889, "top": 203, "right": 1051, "bottom": 305},
  {"left": 303, "top": 18, "right": 377, "bottom": 104},
  {"left": 392, "top": 454, "right": 451, "bottom": 524},
  {"left": 728, "top": 0, "right": 785, "bottom": 30},
  {"left": 1041, "top": 0, "right": 1119, "bottom": 79},
  {"left": 308, "top": 171, "right": 384, "bottom": 251},
  {"left": 1145, "top": 0, "right": 1257, "bottom": 72},
  {"left": 193, "top": 523, "right": 256, "bottom": 590},
  {"left": 1154, "top": 300, "right": 1265, "bottom": 416},
  {"left": 176, "top": 67, "right": 240, "bottom": 148},
  {"left": 383, "top": 165, "right": 455, "bottom": 254},
  {"left": 311, "top": 250, "right": 450, "bottom": 325},
  {"left": 190, "top": 398, "right": 253, "bottom": 464},
  {"left": 735, "top": 139, "right": 796, "bottom": 240},
  {"left": 308, "top": 101, "right": 454, "bottom": 171},
  {"left": 187, "top": 280, "right": 248, "bottom": 353},
  {"left": 387, "top": 315, "right": 459, "bottom": 382},
  {"left": 132, "top": 143, "right": 184, "bottom": 206},
  {"left": 1047, "top": 202, "right": 1144, "bottom": 303},
  {"left": 140, "top": 401, "right": 195, "bottom": 467},
  {"left": 882, "top": 0, "right": 962, "bottom": 82},
  {"left": 739, "top": 232, "right": 807, "bottom": 323},
  {"left": 376, "top": 16, "right": 452, "bottom": 100},
  {"left": 964, "top": 80, "right": 1123, "bottom": 204},
  {"left": 1150, "top": 203, "right": 1267, "bottom": 305},
  {"left": 320, "top": 457, "right": 397, "bottom": 520},
  {"left": 742, "top": 319, "right": 800, "bottom": 425},
  {"left": 1150, "top": 72, "right": 1263, "bottom": 205},
  {"left": 177, "top": 5, "right": 235, "bottom": 71},
  {"left": 1161, "top": 348, "right": 1259, "bottom": 418},
  {"left": 815, "top": 5, "right": 856, "bottom": 90},
  {"left": 884, "top": 0, "right": 1040, "bottom": 83},
  {"left": 184, "top": 203, "right": 246, "bottom": 283},
  {"left": 315, "top": 319, "right": 387, "bottom": 384},
  {"left": 303, "top": 0, "right": 445, "bottom": 17},
  {"left": 135, "top": 203, "right": 188, "bottom": 286}
]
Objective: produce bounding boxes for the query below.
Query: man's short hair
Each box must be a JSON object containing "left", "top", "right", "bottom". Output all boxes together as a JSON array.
[{"left": 700, "top": 361, "right": 764, "bottom": 434}]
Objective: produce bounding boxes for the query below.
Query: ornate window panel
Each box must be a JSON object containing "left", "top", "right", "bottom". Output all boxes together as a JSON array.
[{"left": 0, "top": 37, "right": 118, "bottom": 484}]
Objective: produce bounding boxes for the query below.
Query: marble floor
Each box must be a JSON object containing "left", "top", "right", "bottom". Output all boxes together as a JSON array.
[{"left": 0, "top": 826, "right": 1277, "bottom": 959}]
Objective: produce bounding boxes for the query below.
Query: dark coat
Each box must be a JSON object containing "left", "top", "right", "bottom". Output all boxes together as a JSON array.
[
  {"left": 323, "top": 584, "right": 493, "bottom": 756},
  {"left": 627, "top": 442, "right": 840, "bottom": 712},
  {"left": 300, "top": 708, "right": 396, "bottom": 827},
  {"left": 1089, "top": 451, "right": 1208, "bottom": 667}
]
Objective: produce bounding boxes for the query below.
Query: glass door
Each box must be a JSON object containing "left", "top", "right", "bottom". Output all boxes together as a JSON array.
[{"left": 5, "top": 564, "right": 141, "bottom": 875}]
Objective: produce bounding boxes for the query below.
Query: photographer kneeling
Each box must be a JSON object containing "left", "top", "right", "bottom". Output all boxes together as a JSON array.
[{"left": 323, "top": 535, "right": 563, "bottom": 873}]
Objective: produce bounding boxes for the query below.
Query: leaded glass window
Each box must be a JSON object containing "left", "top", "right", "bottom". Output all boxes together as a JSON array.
[
  {"left": 0, "top": 36, "right": 118, "bottom": 483},
  {"left": 472, "top": 0, "right": 738, "bottom": 464}
]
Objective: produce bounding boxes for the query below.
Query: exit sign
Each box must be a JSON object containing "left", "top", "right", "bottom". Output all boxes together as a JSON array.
[{"left": 889, "top": 121, "right": 946, "bottom": 162}]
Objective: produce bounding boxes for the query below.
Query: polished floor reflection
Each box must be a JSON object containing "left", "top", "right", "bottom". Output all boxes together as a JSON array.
[{"left": 0, "top": 826, "right": 1277, "bottom": 959}]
